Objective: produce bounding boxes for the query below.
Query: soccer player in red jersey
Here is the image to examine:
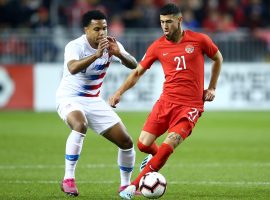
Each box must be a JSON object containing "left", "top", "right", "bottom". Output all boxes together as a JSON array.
[{"left": 109, "top": 3, "right": 223, "bottom": 199}]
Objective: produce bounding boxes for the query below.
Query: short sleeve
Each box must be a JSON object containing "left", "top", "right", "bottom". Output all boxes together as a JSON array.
[
  {"left": 200, "top": 34, "right": 218, "bottom": 59},
  {"left": 139, "top": 42, "right": 158, "bottom": 69},
  {"left": 64, "top": 42, "right": 83, "bottom": 63}
]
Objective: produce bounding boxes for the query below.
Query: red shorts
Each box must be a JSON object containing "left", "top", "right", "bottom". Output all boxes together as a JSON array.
[{"left": 143, "top": 99, "right": 203, "bottom": 140}]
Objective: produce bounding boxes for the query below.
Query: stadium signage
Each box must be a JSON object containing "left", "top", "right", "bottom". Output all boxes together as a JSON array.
[
  {"left": 1, "top": 63, "right": 269, "bottom": 111},
  {"left": 0, "top": 65, "right": 33, "bottom": 109}
]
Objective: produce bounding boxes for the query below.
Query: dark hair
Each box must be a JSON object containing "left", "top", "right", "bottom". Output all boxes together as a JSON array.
[
  {"left": 82, "top": 10, "right": 107, "bottom": 27},
  {"left": 160, "top": 3, "right": 181, "bottom": 15}
]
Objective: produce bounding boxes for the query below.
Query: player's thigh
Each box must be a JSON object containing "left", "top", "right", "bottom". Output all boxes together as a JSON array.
[
  {"left": 67, "top": 111, "right": 88, "bottom": 133},
  {"left": 57, "top": 100, "right": 87, "bottom": 132},
  {"left": 164, "top": 120, "right": 191, "bottom": 149},
  {"left": 169, "top": 118, "right": 193, "bottom": 141},
  {"left": 143, "top": 100, "right": 169, "bottom": 138},
  {"left": 169, "top": 106, "right": 203, "bottom": 140},
  {"left": 84, "top": 97, "right": 122, "bottom": 135}
]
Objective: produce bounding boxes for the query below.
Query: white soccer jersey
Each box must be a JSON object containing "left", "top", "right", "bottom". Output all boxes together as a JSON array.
[{"left": 56, "top": 34, "right": 128, "bottom": 102}]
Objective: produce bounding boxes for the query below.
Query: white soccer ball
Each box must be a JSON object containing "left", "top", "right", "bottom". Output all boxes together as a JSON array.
[{"left": 139, "top": 172, "right": 167, "bottom": 199}]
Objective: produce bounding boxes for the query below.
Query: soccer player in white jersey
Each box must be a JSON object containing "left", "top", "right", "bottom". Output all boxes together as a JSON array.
[{"left": 56, "top": 10, "right": 137, "bottom": 197}]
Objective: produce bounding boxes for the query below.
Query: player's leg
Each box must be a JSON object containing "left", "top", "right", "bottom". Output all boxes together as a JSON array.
[
  {"left": 119, "top": 100, "right": 169, "bottom": 199},
  {"left": 64, "top": 110, "right": 87, "bottom": 180},
  {"left": 137, "top": 131, "right": 159, "bottom": 155},
  {"left": 139, "top": 106, "right": 203, "bottom": 179},
  {"left": 137, "top": 131, "right": 158, "bottom": 171},
  {"left": 120, "top": 106, "right": 202, "bottom": 199},
  {"left": 86, "top": 98, "right": 135, "bottom": 191},
  {"left": 137, "top": 100, "right": 170, "bottom": 173},
  {"left": 119, "top": 131, "right": 181, "bottom": 200},
  {"left": 102, "top": 122, "right": 135, "bottom": 190},
  {"left": 57, "top": 101, "right": 88, "bottom": 196},
  {"left": 130, "top": 119, "right": 190, "bottom": 189},
  {"left": 137, "top": 100, "right": 169, "bottom": 156}
]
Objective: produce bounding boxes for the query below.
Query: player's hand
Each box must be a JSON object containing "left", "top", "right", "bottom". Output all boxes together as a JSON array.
[
  {"left": 107, "top": 36, "right": 121, "bottom": 56},
  {"left": 203, "top": 88, "right": 215, "bottom": 102},
  {"left": 96, "top": 38, "right": 109, "bottom": 58},
  {"left": 108, "top": 91, "right": 121, "bottom": 108}
]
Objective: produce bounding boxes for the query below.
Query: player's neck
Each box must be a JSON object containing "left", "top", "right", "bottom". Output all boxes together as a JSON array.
[{"left": 171, "top": 30, "right": 184, "bottom": 43}]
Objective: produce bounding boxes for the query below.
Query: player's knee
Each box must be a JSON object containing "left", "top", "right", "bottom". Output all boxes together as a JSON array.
[
  {"left": 72, "top": 121, "right": 88, "bottom": 134},
  {"left": 119, "top": 136, "right": 133, "bottom": 149},
  {"left": 137, "top": 140, "right": 149, "bottom": 153}
]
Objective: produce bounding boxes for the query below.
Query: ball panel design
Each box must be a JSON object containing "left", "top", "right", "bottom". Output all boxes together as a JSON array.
[{"left": 139, "top": 172, "right": 167, "bottom": 199}]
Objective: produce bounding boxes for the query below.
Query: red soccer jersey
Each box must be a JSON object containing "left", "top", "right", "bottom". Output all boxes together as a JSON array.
[{"left": 140, "top": 30, "right": 218, "bottom": 109}]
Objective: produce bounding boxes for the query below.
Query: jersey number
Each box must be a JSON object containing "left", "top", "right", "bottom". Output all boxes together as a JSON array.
[{"left": 174, "top": 56, "right": 187, "bottom": 71}]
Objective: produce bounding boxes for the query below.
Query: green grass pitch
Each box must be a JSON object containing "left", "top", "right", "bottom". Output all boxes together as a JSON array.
[{"left": 0, "top": 111, "right": 269, "bottom": 199}]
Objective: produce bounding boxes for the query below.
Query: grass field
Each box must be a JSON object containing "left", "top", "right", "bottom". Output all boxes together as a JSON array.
[{"left": 0, "top": 111, "right": 269, "bottom": 200}]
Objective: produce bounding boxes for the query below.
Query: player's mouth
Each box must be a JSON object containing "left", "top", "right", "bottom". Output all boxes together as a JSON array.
[
  {"left": 164, "top": 31, "right": 170, "bottom": 37},
  {"left": 163, "top": 30, "right": 170, "bottom": 35}
]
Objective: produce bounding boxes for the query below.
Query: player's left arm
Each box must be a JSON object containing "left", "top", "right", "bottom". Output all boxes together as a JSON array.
[
  {"left": 204, "top": 50, "right": 223, "bottom": 102},
  {"left": 109, "top": 64, "right": 146, "bottom": 108},
  {"left": 107, "top": 36, "right": 137, "bottom": 69}
]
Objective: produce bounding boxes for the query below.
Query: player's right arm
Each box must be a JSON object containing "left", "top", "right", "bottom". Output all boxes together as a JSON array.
[
  {"left": 68, "top": 38, "right": 109, "bottom": 74},
  {"left": 109, "top": 41, "right": 157, "bottom": 107},
  {"left": 109, "top": 64, "right": 146, "bottom": 108}
]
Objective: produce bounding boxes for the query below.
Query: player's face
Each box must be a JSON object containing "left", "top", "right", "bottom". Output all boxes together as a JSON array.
[
  {"left": 84, "top": 19, "right": 108, "bottom": 48},
  {"left": 160, "top": 14, "right": 182, "bottom": 41}
]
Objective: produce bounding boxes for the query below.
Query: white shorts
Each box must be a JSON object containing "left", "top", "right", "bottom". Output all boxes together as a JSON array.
[{"left": 56, "top": 96, "right": 121, "bottom": 135}]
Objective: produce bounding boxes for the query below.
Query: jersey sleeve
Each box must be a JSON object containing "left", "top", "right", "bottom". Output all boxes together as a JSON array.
[
  {"left": 139, "top": 42, "right": 158, "bottom": 69},
  {"left": 200, "top": 34, "right": 218, "bottom": 59},
  {"left": 64, "top": 42, "right": 83, "bottom": 63},
  {"left": 111, "top": 41, "right": 129, "bottom": 62}
]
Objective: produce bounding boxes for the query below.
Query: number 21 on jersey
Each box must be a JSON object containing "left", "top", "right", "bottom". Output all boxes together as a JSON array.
[{"left": 174, "top": 56, "right": 187, "bottom": 71}]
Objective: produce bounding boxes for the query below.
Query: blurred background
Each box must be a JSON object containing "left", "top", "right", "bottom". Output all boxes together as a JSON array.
[
  {"left": 1, "top": 0, "right": 270, "bottom": 63},
  {"left": 0, "top": 0, "right": 270, "bottom": 111}
]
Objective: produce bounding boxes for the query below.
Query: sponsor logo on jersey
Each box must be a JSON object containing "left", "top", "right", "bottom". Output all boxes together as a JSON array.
[{"left": 185, "top": 44, "right": 194, "bottom": 54}]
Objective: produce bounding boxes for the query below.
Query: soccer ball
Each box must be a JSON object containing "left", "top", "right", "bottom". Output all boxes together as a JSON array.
[{"left": 139, "top": 172, "right": 167, "bottom": 199}]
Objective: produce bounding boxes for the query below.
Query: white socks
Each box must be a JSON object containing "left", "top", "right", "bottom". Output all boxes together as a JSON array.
[
  {"left": 64, "top": 130, "right": 135, "bottom": 187},
  {"left": 64, "top": 130, "right": 85, "bottom": 179},
  {"left": 118, "top": 147, "right": 136, "bottom": 186}
]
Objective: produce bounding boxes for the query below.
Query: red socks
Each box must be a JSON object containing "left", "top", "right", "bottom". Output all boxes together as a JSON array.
[
  {"left": 132, "top": 143, "right": 173, "bottom": 188},
  {"left": 137, "top": 141, "right": 159, "bottom": 156}
]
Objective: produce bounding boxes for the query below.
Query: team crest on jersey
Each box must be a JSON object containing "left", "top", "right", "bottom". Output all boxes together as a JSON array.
[{"left": 185, "top": 44, "right": 194, "bottom": 54}]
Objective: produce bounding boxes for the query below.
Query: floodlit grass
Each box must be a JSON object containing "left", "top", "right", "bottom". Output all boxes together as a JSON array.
[{"left": 0, "top": 111, "right": 269, "bottom": 199}]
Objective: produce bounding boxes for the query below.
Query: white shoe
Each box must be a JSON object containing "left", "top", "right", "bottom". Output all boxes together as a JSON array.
[
  {"left": 139, "top": 154, "right": 153, "bottom": 172},
  {"left": 119, "top": 185, "right": 136, "bottom": 200}
]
